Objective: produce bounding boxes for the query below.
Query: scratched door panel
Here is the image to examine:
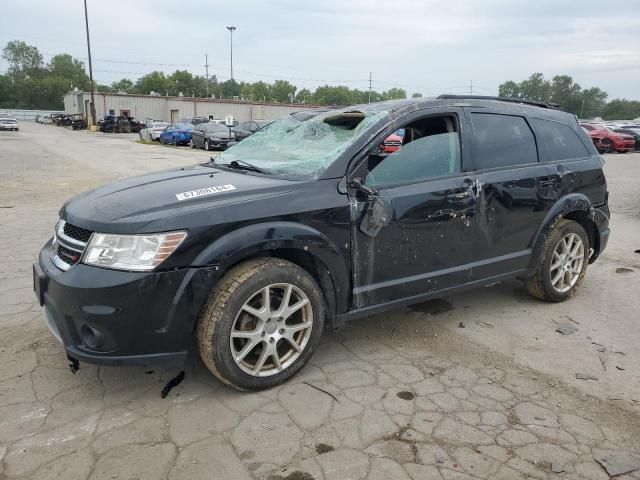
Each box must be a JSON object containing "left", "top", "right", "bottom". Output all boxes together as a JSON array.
[{"left": 351, "top": 176, "right": 478, "bottom": 307}]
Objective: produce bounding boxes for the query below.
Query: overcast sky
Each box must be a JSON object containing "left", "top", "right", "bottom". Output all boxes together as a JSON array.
[{"left": 1, "top": 0, "right": 638, "bottom": 99}]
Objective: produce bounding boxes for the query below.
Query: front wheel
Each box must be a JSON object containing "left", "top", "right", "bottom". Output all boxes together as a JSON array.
[
  {"left": 197, "top": 258, "right": 325, "bottom": 390},
  {"left": 204, "top": 139, "right": 210, "bottom": 151},
  {"left": 526, "top": 219, "right": 589, "bottom": 302}
]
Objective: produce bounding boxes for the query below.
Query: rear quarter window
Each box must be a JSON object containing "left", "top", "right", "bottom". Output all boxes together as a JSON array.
[
  {"left": 471, "top": 113, "right": 538, "bottom": 169},
  {"left": 531, "top": 118, "right": 590, "bottom": 161}
]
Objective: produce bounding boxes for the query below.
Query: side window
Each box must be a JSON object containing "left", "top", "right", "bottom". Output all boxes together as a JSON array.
[
  {"left": 530, "top": 118, "right": 590, "bottom": 161},
  {"left": 364, "top": 115, "right": 461, "bottom": 187},
  {"left": 471, "top": 113, "right": 537, "bottom": 169}
]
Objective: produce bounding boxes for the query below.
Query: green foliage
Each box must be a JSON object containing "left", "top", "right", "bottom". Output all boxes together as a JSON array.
[
  {"left": 49, "top": 54, "right": 89, "bottom": 89},
  {"left": 2, "top": 40, "right": 44, "bottom": 79},
  {"left": 602, "top": 99, "right": 640, "bottom": 120},
  {"left": 498, "top": 72, "right": 613, "bottom": 118},
  {"left": 382, "top": 88, "right": 407, "bottom": 100},
  {"left": 411, "top": 92, "right": 423, "bottom": 98},
  {"left": 111, "top": 78, "right": 134, "bottom": 93}
]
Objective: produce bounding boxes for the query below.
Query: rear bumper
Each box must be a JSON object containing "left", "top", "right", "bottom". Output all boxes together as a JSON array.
[
  {"left": 35, "top": 239, "right": 221, "bottom": 367},
  {"left": 590, "top": 203, "right": 610, "bottom": 263}
]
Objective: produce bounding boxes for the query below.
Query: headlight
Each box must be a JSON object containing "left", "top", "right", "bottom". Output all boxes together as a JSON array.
[{"left": 82, "top": 231, "right": 187, "bottom": 271}]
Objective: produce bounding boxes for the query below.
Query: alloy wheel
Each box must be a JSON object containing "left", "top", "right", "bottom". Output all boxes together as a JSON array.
[
  {"left": 230, "top": 283, "right": 313, "bottom": 377},
  {"left": 550, "top": 233, "right": 585, "bottom": 293}
]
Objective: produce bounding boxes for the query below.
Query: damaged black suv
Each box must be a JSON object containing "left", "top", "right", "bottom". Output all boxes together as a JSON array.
[{"left": 34, "top": 96, "right": 610, "bottom": 390}]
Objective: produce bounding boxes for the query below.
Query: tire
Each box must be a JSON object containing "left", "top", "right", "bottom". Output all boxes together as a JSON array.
[
  {"left": 602, "top": 139, "right": 613, "bottom": 154},
  {"left": 525, "top": 219, "right": 589, "bottom": 302},
  {"left": 172, "top": 137, "right": 177, "bottom": 146},
  {"left": 197, "top": 258, "right": 325, "bottom": 390},
  {"left": 189, "top": 138, "right": 194, "bottom": 148},
  {"left": 204, "top": 139, "right": 210, "bottom": 151}
]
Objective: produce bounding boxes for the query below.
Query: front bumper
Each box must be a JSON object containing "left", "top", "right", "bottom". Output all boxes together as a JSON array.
[
  {"left": 0, "top": 124, "right": 18, "bottom": 130},
  {"left": 35, "top": 239, "right": 221, "bottom": 366}
]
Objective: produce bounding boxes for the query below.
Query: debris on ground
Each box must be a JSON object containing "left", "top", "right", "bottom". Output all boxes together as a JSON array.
[
  {"left": 563, "top": 314, "right": 580, "bottom": 324},
  {"left": 616, "top": 365, "right": 625, "bottom": 370},
  {"left": 598, "top": 352, "right": 607, "bottom": 371},
  {"left": 303, "top": 381, "right": 341, "bottom": 403},
  {"left": 555, "top": 323, "right": 578, "bottom": 335},
  {"left": 261, "top": 424, "right": 275, "bottom": 430},
  {"left": 593, "top": 450, "right": 640, "bottom": 477},
  {"left": 160, "top": 371, "right": 185, "bottom": 398},
  {"left": 576, "top": 373, "right": 599, "bottom": 381},
  {"left": 458, "top": 321, "right": 465, "bottom": 328},
  {"left": 616, "top": 267, "right": 634, "bottom": 273},
  {"left": 551, "top": 462, "right": 566, "bottom": 473},
  {"left": 475, "top": 321, "right": 494, "bottom": 328}
]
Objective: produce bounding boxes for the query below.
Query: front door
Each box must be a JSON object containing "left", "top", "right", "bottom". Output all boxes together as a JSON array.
[{"left": 349, "top": 110, "right": 479, "bottom": 308}]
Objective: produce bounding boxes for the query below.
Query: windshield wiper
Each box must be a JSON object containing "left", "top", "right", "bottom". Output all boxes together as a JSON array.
[{"left": 210, "top": 157, "right": 271, "bottom": 174}]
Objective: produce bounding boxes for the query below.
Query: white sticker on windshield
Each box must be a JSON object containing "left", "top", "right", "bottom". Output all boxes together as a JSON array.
[{"left": 175, "top": 184, "right": 236, "bottom": 201}]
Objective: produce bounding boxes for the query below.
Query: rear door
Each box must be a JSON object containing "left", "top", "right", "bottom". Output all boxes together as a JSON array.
[{"left": 465, "top": 110, "right": 560, "bottom": 279}]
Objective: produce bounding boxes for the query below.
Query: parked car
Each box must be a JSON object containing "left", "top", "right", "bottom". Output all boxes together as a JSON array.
[
  {"left": 54, "top": 114, "right": 87, "bottom": 130},
  {"left": 100, "top": 115, "right": 143, "bottom": 133},
  {"left": 139, "top": 121, "right": 169, "bottom": 141},
  {"left": 580, "top": 123, "right": 635, "bottom": 153},
  {"left": 380, "top": 129, "right": 405, "bottom": 153},
  {"left": 159, "top": 123, "right": 193, "bottom": 145},
  {"left": 178, "top": 116, "right": 209, "bottom": 126},
  {"left": 0, "top": 112, "right": 19, "bottom": 131},
  {"left": 34, "top": 96, "right": 610, "bottom": 390},
  {"left": 191, "top": 122, "right": 235, "bottom": 150},
  {"left": 611, "top": 127, "right": 640, "bottom": 151},
  {"left": 232, "top": 120, "right": 273, "bottom": 141}
]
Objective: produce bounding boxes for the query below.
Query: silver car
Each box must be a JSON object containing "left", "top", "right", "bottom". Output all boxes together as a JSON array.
[
  {"left": 0, "top": 113, "right": 18, "bottom": 131},
  {"left": 139, "top": 121, "right": 169, "bottom": 141}
]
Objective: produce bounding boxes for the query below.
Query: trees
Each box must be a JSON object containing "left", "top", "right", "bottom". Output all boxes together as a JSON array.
[
  {"left": 2, "top": 40, "right": 44, "bottom": 79},
  {"left": 602, "top": 100, "right": 640, "bottom": 120},
  {"left": 134, "top": 71, "right": 168, "bottom": 95},
  {"left": 111, "top": 78, "right": 134, "bottom": 93},
  {"left": 49, "top": 54, "right": 89, "bottom": 89},
  {"left": 382, "top": 88, "right": 407, "bottom": 100},
  {"left": 498, "top": 73, "right": 611, "bottom": 118}
]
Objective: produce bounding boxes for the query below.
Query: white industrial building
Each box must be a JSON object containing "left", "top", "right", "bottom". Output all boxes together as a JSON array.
[{"left": 63, "top": 91, "right": 319, "bottom": 124}]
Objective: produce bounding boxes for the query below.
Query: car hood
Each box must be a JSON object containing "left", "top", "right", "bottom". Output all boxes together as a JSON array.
[{"left": 61, "top": 164, "right": 301, "bottom": 233}]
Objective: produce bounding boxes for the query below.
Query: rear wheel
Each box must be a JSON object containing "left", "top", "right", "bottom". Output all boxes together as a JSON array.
[
  {"left": 204, "top": 139, "right": 210, "bottom": 151},
  {"left": 602, "top": 139, "right": 613, "bottom": 153},
  {"left": 172, "top": 137, "right": 178, "bottom": 146},
  {"left": 197, "top": 258, "right": 325, "bottom": 390},
  {"left": 526, "top": 219, "right": 589, "bottom": 302}
]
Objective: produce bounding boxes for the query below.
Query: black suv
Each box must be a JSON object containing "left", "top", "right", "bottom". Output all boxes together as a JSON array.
[{"left": 34, "top": 96, "right": 610, "bottom": 390}]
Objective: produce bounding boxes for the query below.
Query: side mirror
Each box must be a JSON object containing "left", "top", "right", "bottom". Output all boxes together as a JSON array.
[{"left": 348, "top": 177, "right": 378, "bottom": 197}]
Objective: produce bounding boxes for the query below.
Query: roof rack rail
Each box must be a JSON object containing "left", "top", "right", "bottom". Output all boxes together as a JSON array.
[{"left": 436, "top": 94, "right": 559, "bottom": 110}]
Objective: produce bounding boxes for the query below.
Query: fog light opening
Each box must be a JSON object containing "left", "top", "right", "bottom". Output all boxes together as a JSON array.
[{"left": 81, "top": 325, "right": 104, "bottom": 349}]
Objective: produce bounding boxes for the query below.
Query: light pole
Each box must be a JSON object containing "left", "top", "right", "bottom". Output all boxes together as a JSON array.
[
  {"left": 83, "top": 0, "right": 96, "bottom": 126},
  {"left": 226, "top": 26, "right": 236, "bottom": 80}
]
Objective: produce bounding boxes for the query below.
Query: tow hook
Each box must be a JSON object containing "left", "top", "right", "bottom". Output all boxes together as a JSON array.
[{"left": 67, "top": 354, "right": 79, "bottom": 374}]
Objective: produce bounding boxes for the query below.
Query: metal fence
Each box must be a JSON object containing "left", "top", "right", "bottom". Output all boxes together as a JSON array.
[{"left": 1, "top": 109, "right": 64, "bottom": 121}]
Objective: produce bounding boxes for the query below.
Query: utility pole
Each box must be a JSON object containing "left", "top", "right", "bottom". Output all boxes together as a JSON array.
[
  {"left": 469, "top": 80, "right": 473, "bottom": 95},
  {"left": 226, "top": 26, "right": 236, "bottom": 80},
  {"left": 205, "top": 54, "right": 210, "bottom": 97},
  {"left": 368, "top": 72, "right": 372, "bottom": 103},
  {"left": 83, "top": 0, "right": 96, "bottom": 126}
]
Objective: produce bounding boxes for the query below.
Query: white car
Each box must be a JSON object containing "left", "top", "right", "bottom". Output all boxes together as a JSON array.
[
  {"left": 0, "top": 112, "right": 18, "bottom": 131},
  {"left": 139, "top": 121, "right": 169, "bottom": 141}
]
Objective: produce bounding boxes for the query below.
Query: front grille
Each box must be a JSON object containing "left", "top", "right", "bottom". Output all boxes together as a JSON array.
[
  {"left": 384, "top": 140, "right": 401, "bottom": 146},
  {"left": 52, "top": 220, "right": 92, "bottom": 270},
  {"left": 63, "top": 222, "right": 93, "bottom": 243}
]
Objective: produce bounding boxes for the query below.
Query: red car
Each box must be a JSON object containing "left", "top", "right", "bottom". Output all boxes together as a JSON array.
[
  {"left": 581, "top": 124, "right": 635, "bottom": 153},
  {"left": 381, "top": 132, "right": 403, "bottom": 153}
]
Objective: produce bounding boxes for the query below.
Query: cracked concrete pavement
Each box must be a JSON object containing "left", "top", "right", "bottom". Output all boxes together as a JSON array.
[{"left": 1, "top": 123, "right": 640, "bottom": 479}]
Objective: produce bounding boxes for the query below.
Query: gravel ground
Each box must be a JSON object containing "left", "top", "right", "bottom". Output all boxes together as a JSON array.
[{"left": 1, "top": 123, "right": 640, "bottom": 480}]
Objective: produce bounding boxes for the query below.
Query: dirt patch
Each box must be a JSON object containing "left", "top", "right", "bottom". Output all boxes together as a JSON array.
[
  {"left": 616, "top": 267, "right": 634, "bottom": 273},
  {"left": 315, "top": 443, "right": 335, "bottom": 455},
  {"left": 409, "top": 298, "right": 453, "bottom": 315},
  {"left": 396, "top": 391, "right": 415, "bottom": 401}
]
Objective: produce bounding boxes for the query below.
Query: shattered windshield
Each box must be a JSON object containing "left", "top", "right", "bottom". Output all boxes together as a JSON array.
[{"left": 216, "top": 109, "right": 387, "bottom": 178}]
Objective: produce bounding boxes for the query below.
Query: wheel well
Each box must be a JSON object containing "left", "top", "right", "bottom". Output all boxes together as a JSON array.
[
  {"left": 223, "top": 248, "right": 338, "bottom": 329},
  {"left": 563, "top": 210, "right": 599, "bottom": 261}
]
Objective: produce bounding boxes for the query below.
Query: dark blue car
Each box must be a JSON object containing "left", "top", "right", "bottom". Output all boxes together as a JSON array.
[{"left": 159, "top": 123, "right": 193, "bottom": 146}]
